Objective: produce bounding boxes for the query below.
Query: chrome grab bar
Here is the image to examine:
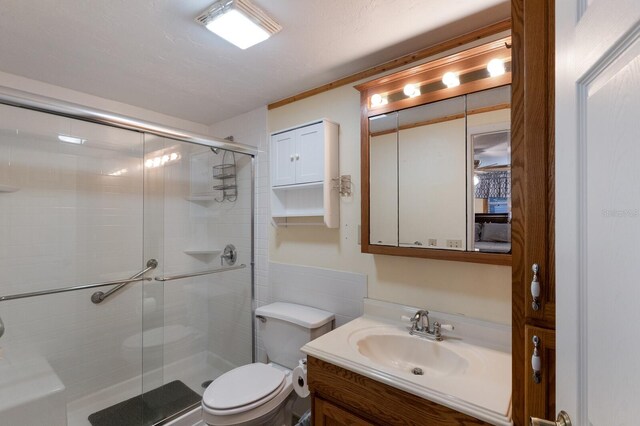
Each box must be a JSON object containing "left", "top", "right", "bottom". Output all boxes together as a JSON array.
[
  {"left": 91, "top": 259, "right": 158, "bottom": 304},
  {"left": 154, "top": 264, "right": 246, "bottom": 282},
  {"left": 0, "top": 276, "right": 153, "bottom": 303}
]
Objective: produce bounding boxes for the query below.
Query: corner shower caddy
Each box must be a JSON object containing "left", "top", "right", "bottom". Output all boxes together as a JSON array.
[{"left": 212, "top": 149, "right": 237, "bottom": 202}]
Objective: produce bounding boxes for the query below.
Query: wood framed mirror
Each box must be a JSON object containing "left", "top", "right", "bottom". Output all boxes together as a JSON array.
[{"left": 356, "top": 37, "right": 512, "bottom": 265}]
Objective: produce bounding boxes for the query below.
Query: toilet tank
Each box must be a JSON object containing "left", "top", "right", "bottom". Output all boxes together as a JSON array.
[{"left": 255, "top": 302, "right": 334, "bottom": 369}]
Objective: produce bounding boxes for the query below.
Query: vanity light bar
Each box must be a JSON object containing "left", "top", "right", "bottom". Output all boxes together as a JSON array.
[{"left": 374, "top": 57, "right": 509, "bottom": 105}]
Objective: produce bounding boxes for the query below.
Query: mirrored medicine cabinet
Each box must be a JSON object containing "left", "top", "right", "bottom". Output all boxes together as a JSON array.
[{"left": 356, "top": 37, "right": 512, "bottom": 265}]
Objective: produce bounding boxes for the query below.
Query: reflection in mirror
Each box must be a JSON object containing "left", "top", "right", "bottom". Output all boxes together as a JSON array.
[
  {"left": 369, "top": 112, "right": 398, "bottom": 246},
  {"left": 398, "top": 97, "right": 467, "bottom": 250},
  {"left": 467, "top": 86, "right": 511, "bottom": 253}
]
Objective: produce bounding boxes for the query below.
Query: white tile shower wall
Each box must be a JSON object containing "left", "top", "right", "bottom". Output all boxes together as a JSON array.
[
  {"left": 209, "top": 107, "right": 270, "bottom": 362},
  {"left": 269, "top": 262, "right": 367, "bottom": 328},
  {"left": 153, "top": 139, "right": 255, "bottom": 385}
]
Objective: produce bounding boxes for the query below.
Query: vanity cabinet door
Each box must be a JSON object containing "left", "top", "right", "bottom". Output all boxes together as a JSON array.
[
  {"left": 524, "top": 326, "right": 556, "bottom": 424},
  {"left": 313, "top": 397, "right": 375, "bottom": 426}
]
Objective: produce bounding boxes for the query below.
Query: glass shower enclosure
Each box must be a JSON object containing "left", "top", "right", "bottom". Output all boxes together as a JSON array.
[{"left": 0, "top": 94, "right": 255, "bottom": 426}]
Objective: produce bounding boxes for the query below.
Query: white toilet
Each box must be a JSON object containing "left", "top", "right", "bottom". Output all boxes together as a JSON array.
[{"left": 202, "top": 302, "right": 334, "bottom": 426}]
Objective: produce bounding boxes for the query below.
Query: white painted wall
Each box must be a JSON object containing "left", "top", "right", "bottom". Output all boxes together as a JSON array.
[
  {"left": 268, "top": 82, "right": 511, "bottom": 325},
  {"left": 0, "top": 71, "right": 212, "bottom": 135}
]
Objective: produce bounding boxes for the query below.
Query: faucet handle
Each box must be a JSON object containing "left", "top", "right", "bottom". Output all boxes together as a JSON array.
[
  {"left": 433, "top": 322, "right": 455, "bottom": 338},
  {"left": 401, "top": 315, "right": 414, "bottom": 323},
  {"left": 401, "top": 315, "right": 420, "bottom": 332}
]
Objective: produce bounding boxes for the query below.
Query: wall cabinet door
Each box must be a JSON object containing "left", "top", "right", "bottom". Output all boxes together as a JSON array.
[
  {"left": 295, "top": 122, "right": 324, "bottom": 184},
  {"left": 271, "top": 130, "right": 297, "bottom": 186},
  {"left": 271, "top": 122, "right": 325, "bottom": 187}
]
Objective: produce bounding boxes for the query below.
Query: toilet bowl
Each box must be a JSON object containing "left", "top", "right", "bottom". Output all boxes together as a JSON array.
[
  {"left": 202, "top": 363, "right": 294, "bottom": 426},
  {"left": 201, "top": 302, "right": 334, "bottom": 426}
]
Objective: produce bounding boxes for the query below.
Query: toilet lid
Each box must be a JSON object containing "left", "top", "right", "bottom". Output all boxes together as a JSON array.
[{"left": 203, "top": 363, "right": 286, "bottom": 411}]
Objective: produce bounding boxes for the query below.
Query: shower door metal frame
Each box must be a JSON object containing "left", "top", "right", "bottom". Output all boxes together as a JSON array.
[
  {"left": 0, "top": 86, "right": 258, "bottom": 156},
  {"left": 0, "top": 86, "right": 259, "bottom": 423}
]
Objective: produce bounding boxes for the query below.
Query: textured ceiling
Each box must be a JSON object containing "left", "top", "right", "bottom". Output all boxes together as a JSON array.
[{"left": 0, "top": 1, "right": 509, "bottom": 125}]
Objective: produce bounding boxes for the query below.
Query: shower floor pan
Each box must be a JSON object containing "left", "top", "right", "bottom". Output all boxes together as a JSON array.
[{"left": 67, "top": 351, "right": 234, "bottom": 426}]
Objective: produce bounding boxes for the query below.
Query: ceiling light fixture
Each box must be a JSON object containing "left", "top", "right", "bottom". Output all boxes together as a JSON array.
[
  {"left": 442, "top": 72, "right": 460, "bottom": 88},
  {"left": 487, "top": 58, "right": 506, "bottom": 77},
  {"left": 58, "top": 135, "right": 86, "bottom": 145},
  {"left": 196, "top": 0, "right": 282, "bottom": 50}
]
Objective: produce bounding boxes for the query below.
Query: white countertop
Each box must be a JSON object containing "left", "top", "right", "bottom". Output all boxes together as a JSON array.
[{"left": 302, "top": 299, "right": 512, "bottom": 426}]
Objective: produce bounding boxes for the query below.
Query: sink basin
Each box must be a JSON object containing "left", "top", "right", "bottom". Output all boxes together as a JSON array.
[
  {"left": 353, "top": 333, "right": 469, "bottom": 378},
  {"left": 303, "top": 313, "right": 512, "bottom": 426}
]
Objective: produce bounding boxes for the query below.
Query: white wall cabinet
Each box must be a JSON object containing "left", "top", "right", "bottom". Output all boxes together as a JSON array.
[
  {"left": 272, "top": 122, "right": 325, "bottom": 186},
  {"left": 270, "top": 120, "right": 339, "bottom": 228}
]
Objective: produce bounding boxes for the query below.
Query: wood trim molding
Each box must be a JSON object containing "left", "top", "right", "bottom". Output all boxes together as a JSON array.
[
  {"left": 364, "top": 244, "right": 512, "bottom": 266},
  {"left": 267, "top": 19, "right": 511, "bottom": 110}
]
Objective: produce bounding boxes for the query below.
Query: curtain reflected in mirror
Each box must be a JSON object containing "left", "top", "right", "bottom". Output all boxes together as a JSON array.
[{"left": 468, "top": 86, "right": 511, "bottom": 253}]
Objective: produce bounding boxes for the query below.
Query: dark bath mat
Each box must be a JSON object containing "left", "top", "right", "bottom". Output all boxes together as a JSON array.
[{"left": 88, "top": 380, "right": 201, "bottom": 426}]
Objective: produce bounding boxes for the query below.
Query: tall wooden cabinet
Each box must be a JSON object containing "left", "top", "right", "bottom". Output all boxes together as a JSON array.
[{"left": 511, "top": 0, "right": 556, "bottom": 424}]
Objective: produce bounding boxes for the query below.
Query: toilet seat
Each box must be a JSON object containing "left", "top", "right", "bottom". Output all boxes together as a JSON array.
[{"left": 203, "top": 363, "right": 287, "bottom": 415}]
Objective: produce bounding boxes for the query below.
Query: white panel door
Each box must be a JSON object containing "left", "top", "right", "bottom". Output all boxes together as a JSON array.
[
  {"left": 271, "top": 130, "right": 296, "bottom": 186},
  {"left": 556, "top": 1, "right": 640, "bottom": 425},
  {"left": 295, "top": 122, "right": 324, "bottom": 184}
]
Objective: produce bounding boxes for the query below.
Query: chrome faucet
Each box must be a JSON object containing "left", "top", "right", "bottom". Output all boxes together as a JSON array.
[
  {"left": 406, "top": 310, "right": 454, "bottom": 341},
  {"left": 410, "top": 310, "right": 430, "bottom": 332}
]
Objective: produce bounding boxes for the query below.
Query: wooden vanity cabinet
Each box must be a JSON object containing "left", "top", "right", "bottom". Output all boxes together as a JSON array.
[
  {"left": 308, "top": 356, "right": 490, "bottom": 426},
  {"left": 511, "top": 0, "right": 556, "bottom": 424}
]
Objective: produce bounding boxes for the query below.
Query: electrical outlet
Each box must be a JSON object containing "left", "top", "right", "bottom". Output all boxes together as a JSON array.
[
  {"left": 446, "top": 239, "right": 462, "bottom": 248},
  {"left": 428, "top": 239, "right": 437, "bottom": 246}
]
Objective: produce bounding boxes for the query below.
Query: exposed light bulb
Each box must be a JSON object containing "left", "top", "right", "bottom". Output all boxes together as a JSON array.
[
  {"left": 403, "top": 84, "right": 421, "bottom": 98},
  {"left": 371, "top": 94, "right": 383, "bottom": 106},
  {"left": 442, "top": 72, "right": 460, "bottom": 88},
  {"left": 487, "top": 58, "right": 506, "bottom": 77}
]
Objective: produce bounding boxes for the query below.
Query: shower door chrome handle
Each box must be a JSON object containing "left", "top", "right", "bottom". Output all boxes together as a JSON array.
[{"left": 91, "top": 259, "right": 158, "bottom": 304}]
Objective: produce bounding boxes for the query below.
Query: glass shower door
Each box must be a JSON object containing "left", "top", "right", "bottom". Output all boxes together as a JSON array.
[
  {"left": 141, "top": 136, "right": 254, "bottom": 423},
  {"left": 0, "top": 104, "right": 146, "bottom": 426}
]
